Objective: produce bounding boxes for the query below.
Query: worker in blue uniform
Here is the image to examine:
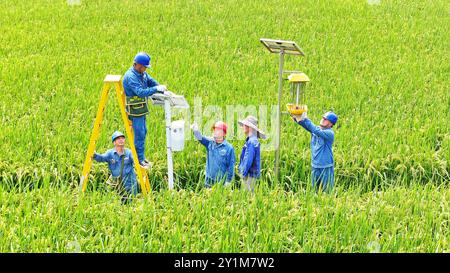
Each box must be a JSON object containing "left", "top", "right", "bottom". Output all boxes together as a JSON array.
[
  {"left": 292, "top": 111, "right": 338, "bottom": 193},
  {"left": 237, "top": 115, "right": 267, "bottom": 192},
  {"left": 190, "top": 121, "right": 235, "bottom": 188},
  {"left": 93, "top": 131, "right": 138, "bottom": 203},
  {"left": 122, "top": 52, "right": 169, "bottom": 168}
]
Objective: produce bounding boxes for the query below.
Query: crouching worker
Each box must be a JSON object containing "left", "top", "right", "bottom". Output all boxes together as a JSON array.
[
  {"left": 190, "top": 121, "right": 235, "bottom": 188},
  {"left": 238, "top": 116, "right": 267, "bottom": 192},
  {"left": 291, "top": 111, "right": 338, "bottom": 193},
  {"left": 93, "top": 131, "right": 139, "bottom": 203}
]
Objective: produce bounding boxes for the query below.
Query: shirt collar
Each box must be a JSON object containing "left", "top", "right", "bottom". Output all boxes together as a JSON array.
[
  {"left": 113, "top": 148, "right": 125, "bottom": 156},
  {"left": 131, "top": 66, "right": 143, "bottom": 76},
  {"left": 214, "top": 139, "right": 227, "bottom": 147},
  {"left": 247, "top": 135, "right": 257, "bottom": 142}
]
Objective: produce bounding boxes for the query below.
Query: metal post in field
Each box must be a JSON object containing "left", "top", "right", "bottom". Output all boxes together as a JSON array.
[
  {"left": 259, "top": 38, "right": 305, "bottom": 183},
  {"left": 149, "top": 92, "right": 188, "bottom": 190},
  {"left": 274, "top": 49, "right": 285, "bottom": 181},
  {"left": 164, "top": 99, "right": 174, "bottom": 190}
]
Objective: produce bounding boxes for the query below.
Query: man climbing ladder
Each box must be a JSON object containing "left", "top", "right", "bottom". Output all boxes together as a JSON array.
[
  {"left": 123, "top": 52, "right": 170, "bottom": 169},
  {"left": 80, "top": 74, "right": 150, "bottom": 195}
]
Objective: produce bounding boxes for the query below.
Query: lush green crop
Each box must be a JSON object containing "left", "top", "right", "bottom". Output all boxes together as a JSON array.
[
  {"left": 0, "top": 0, "right": 448, "bottom": 252},
  {"left": 0, "top": 0, "right": 448, "bottom": 190},
  {"left": 0, "top": 184, "right": 448, "bottom": 252}
]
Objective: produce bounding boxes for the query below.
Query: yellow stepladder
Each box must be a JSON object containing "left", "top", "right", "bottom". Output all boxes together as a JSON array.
[{"left": 79, "top": 75, "right": 151, "bottom": 195}]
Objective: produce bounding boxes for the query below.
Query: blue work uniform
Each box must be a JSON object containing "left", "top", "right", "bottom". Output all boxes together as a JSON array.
[
  {"left": 93, "top": 148, "right": 139, "bottom": 195},
  {"left": 297, "top": 118, "right": 335, "bottom": 192},
  {"left": 122, "top": 67, "right": 159, "bottom": 163},
  {"left": 238, "top": 135, "right": 261, "bottom": 179},
  {"left": 194, "top": 131, "right": 235, "bottom": 187}
]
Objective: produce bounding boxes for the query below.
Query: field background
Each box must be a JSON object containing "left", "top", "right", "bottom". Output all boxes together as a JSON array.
[
  {"left": 0, "top": 0, "right": 448, "bottom": 252},
  {"left": 0, "top": 0, "right": 448, "bottom": 189}
]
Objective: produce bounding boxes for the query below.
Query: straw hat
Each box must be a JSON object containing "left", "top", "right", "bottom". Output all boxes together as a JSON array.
[{"left": 238, "top": 115, "right": 267, "bottom": 139}]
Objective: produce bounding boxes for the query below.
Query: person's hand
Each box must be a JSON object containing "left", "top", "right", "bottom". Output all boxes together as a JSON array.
[
  {"left": 291, "top": 113, "right": 300, "bottom": 122},
  {"left": 300, "top": 111, "right": 307, "bottom": 121},
  {"left": 190, "top": 122, "right": 199, "bottom": 131},
  {"left": 291, "top": 112, "right": 307, "bottom": 122},
  {"left": 163, "top": 90, "right": 174, "bottom": 96},
  {"left": 156, "top": 85, "right": 167, "bottom": 93}
]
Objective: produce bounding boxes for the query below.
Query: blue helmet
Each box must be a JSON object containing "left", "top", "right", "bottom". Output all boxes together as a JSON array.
[
  {"left": 134, "top": 52, "right": 151, "bottom": 68},
  {"left": 323, "top": 111, "right": 338, "bottom": 125},
  {"left": 111, "top": 131, "right": 125, "bottom": 143}
]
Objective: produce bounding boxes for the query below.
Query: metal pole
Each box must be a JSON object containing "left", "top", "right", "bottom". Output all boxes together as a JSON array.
[
  {"left": 275, "top": 49, "right": 284, "bottom": 182},
  {"left": 164, "top": 99, "right": 174, "bottom": 190}
]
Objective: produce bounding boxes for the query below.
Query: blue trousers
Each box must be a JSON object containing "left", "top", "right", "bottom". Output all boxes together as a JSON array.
[
  {"left": 121, "top": 179, "right": 139, "bottom": 205},
  {"left": 311, "top": 166, "right": 334, "bottom": 193},
  {"left": 204, "top": 177, "right": 214, "bottom": 188},
  {"left": 129, "top": 115, "right": 147, "bottom": 163},
  {"left": 124, "top": 181, "right": 139, "bottom": 196},
  {"left": 204, "top": 177, "right": 228, "bottom": 188}
]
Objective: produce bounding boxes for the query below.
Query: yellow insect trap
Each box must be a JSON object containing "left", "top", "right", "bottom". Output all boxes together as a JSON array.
[{"left": 286, "top": 72, "right": 309, "bottom": 115}]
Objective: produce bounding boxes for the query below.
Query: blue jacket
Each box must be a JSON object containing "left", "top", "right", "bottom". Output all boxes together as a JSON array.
[
  {"left": 238, "top": 135, "right": 261, "bottom": 178},
  {"left": 194, "top": 131, "right": 235, "bottom": 182},
  {"left": 93, "top": 148, "right": 138, "bottom": 191},
  {"left": 122, "top": 67, "right": 159, "bottom": 98},
  {"left": 298, "top": 118, "right": 335, "bottom": 169}
]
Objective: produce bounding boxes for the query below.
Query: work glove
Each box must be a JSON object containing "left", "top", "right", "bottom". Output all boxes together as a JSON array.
[
  {"left": 191, "top": 123, "right": 202, "bottom": 141},
  {"left": 291, "top": 112, "right": 307, "bottom": 122},
  {"left": 300, "top": 111, "right": 307, "bottom": 121},
  {"left": 156, "top": 85, "right": 167, "bottom": 93},
  {"left": 190, "top": 122, "right": 199, "bottom": 131},
  {"left": 163, "top": 90, "right": 174, "bottom": 96}
]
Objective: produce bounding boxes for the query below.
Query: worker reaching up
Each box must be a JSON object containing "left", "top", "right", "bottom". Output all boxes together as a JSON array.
[
  {"left": 190, "top": 121, "right": 235, "bottom": 188},
  {"left": 291, "top": 111, "right": 338, "bottom": 193},
  {"left": 122, "top": 52, "right": 170, "bottom": 169}
]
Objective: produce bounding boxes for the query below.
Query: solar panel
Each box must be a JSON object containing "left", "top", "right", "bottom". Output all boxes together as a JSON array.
[
  {"left": 150, "top": 92, "right": 189, "bottom": 109},
  {"left": 260, "top": 38, "right": 305, "bottom": 56}
]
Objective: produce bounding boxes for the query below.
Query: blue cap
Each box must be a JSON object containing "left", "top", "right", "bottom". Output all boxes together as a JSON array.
[
  {"left": 134, "top": 52, "right": 151, "bottom": 68},
  {"left": 111, "top": 131, "right": 125, "bottom": 142},
  {"left": 323, "top": 111, "right": 338, "bottom": 125}
]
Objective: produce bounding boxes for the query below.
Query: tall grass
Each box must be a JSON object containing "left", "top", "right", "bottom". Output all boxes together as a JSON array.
[
  {"left": 0, "top": 0, "right": 448, "bottom": 190},
  {"left": 0, "top": 0, "right": 448, "bottom": 253},
  {"left": 0, "top": 183, "right": 447, "bottom": 252}
]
